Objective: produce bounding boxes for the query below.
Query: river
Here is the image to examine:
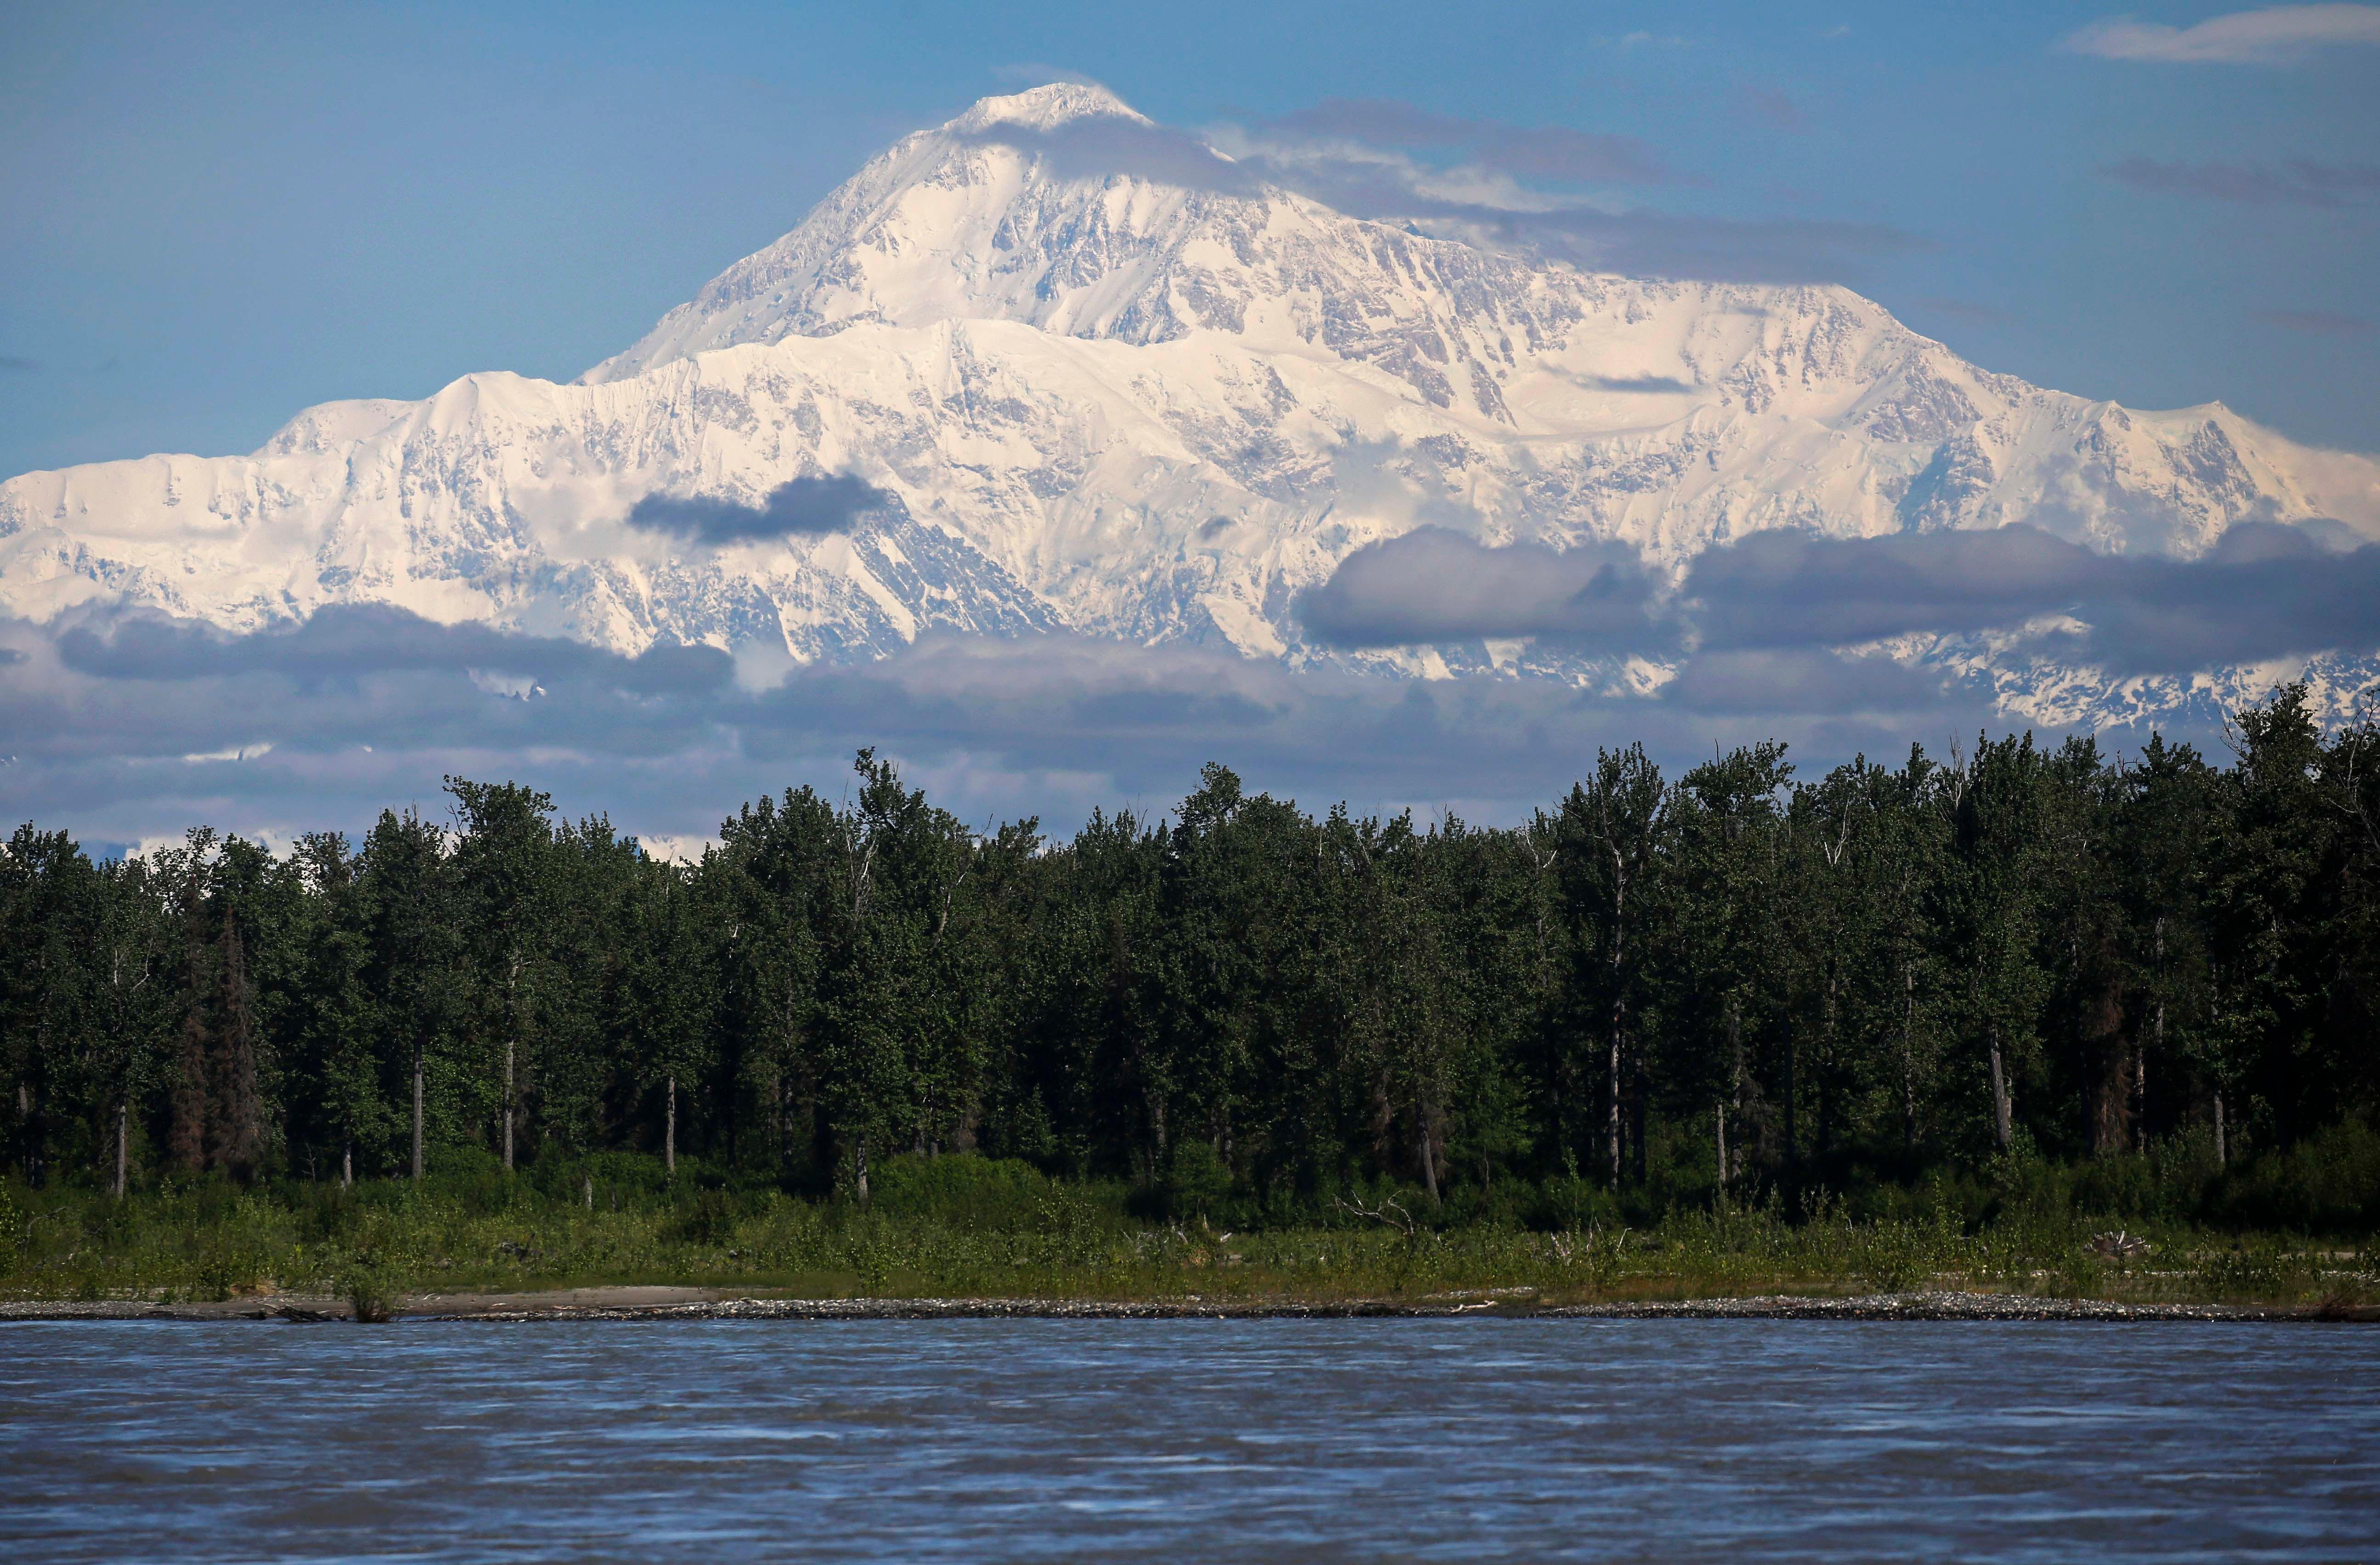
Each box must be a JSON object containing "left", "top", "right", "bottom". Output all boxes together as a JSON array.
[{"left": 4, "top": 1318, "right": 2373, "bottom": 1560}]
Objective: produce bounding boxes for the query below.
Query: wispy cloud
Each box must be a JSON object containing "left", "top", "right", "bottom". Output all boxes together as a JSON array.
[
  {"left": 975, "top": 108, "right": 1929, "bottom": 283},
  {"left": 960, "top": 115, "right": 1265, "bottom": 197},
  {"left": 2102, "top": 156, "right": 2380, "bottom": 205},
  {"left": 1267, "top": 98, "right": 1673, "bottom": 185},
  {"left": 2064, "top": 4, "right": 2380, "bottom": 63}
]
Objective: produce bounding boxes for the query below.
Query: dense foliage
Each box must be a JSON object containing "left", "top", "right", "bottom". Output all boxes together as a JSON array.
[{"left": 5, "top": 689, "right": 2377, "bottom": 1232}]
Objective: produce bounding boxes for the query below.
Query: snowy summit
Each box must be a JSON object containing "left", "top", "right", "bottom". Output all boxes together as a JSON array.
[{"left": 3, "top": 83, "right": 2374, "bottom": 722}]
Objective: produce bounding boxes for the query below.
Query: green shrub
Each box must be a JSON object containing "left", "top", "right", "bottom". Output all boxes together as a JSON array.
[
  {"left": 2215, "top": 1121, "right": 2380, "bottom": 1236},
  {"left": 345, "top": 1248, "right": 399, "bottom": 1322},
  {"left": 871, "top": 1153, "right": 1063, "bottom": 1229}
]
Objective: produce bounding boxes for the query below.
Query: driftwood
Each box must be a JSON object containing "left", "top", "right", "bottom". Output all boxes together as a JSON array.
[{"left": 1334, "top": 1194, "right": 1416, "bottom": 1238}]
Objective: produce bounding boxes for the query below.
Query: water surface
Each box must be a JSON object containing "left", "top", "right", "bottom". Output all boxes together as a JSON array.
[{"left": 4, "top": 1319, "right": 2374, "bottom": 1561}]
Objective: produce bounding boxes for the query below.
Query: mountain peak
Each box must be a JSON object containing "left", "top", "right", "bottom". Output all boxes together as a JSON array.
[{"left": 948, "top": 81, "right": 1147, "bottom": 134}]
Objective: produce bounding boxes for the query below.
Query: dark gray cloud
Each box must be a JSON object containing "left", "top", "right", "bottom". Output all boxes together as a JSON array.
[
  {"left": 1297, "top": 527, "right": 1677, "bottom": 652},
  {"left": 1664, "top": 648, "right": 1954, "bottom": 715},
  {"left": 2256, "top": 308, "right": 2376, "bottom": 334},
  {"left": 1688, "top": 525, "right": 2095, "bottom": 648},
  {"left": 1296, "top": 520, "right": 2380, "bottom": 675},
  {"left": 13, "top": 521, "right": 2369, "bottom": 850},
  {"left": 1581, "top": 373, "right": 1698, "bottom": 393},
  {"left": 2102, "top": 157, "right": 2380, "bottom": 207},
  {"left": 1265, "top": 98, "right": 1672, "bottom": 184},
  {"left": 0, "top": 606, "right": 2037, "bottom": 852},
  {"left": 625, "top": 474, "right": 893, "bottom": 543},
  {"left": 56, "top": 602, "right": 730, "bottom": 696},
  {"left": 1685, "top": 521, "right": 2380, "bottom": 672}
]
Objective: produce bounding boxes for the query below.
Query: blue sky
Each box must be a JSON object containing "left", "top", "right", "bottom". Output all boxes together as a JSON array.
[
  {"left": 1, "top": 1, "right": 2376, "bottom": 852},
  {"left": 3, "top": 0, "right": 2376, "bottom": 484}
]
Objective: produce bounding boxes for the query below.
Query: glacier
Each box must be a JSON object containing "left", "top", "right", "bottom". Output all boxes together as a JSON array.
[{"left": 4, "top": 81, "right": 2376, "bottom": 730}]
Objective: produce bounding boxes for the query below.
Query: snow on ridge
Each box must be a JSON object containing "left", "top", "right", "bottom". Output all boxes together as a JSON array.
[
  {"left": 950, "top": 81, "right": 1150, "bottom": 133},
  {"left": 4, "top": 88, "right": 2378, "bottom": 734}
]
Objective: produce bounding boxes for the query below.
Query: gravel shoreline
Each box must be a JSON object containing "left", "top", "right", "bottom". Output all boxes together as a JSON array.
[{"left": 5, "top": 1289, "right": 2369, "bottom": 1323}]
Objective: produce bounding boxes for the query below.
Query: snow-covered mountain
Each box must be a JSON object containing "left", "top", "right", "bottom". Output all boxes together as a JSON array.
[{"left": 4, "top": 82, "right": 2375, "bottom": 718}]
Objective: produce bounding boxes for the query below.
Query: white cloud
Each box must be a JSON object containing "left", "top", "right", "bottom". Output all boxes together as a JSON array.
[
  {"left": 635, "top": 832, "right": 717, "bottom": 864},
  {"left": 2064, "top": 4, "right": 2380, "bottom": 63}
]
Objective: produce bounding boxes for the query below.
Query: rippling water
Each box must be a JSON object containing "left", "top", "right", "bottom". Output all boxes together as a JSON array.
[{"left": 4, "top": 1320, "right": 2374, "bottom": 1561}]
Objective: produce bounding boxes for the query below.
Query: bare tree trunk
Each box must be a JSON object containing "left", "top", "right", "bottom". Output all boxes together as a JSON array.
[
  {"left": 2214, "top": 1091, "right": 2227, "bottom": 1167},
  {"left": 855, "top": 1137, "right": 870, "bottom": 1209},
  {"left": 1728, "top": 999, "right": 1743, "bottom": 1183},
  {"left": 2143, "top": 918, "right": 2164, "bottom": 1154},
  {"left": 502, "top": 1034, "right": 515, "bottom": 1172},
  {"left": 1988, "top": 1027, "right": 2013, "bottom": 1153},
  {"left": 1607, "top": 1025, "right": 1623, "bottom": 1187},
  {"left": 1715, "top": 1103, "right": 1728, "bottom": 1199},
  {"left": 114, "top": 1100, "right": 128, "bottom": 1199},
  {"left": 1608, "top": 864, "right": 1626, "bottom": 1188},
  {"left": 411, "top": 1039, "right": 424, "bottom": 1182},
  {"left": 665, "top": 1074, "right": 676, "bottom": 1176},
  {"left": 583, "top": 1171, "right": 593, "bottom": 1210},
  {"left": 342, "top": 1141, "right": 352, "bottom": 1189},
  {"left": 1901, "top": 965, "right": 1918, "bottom": 1150}
]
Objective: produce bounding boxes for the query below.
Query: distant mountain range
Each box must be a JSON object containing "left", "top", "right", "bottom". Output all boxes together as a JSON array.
[{"left": 5, "top": 82, "right": 2374, "bottom": 728}]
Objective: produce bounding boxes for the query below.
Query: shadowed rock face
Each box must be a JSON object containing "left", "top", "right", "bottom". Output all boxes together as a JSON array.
[{"left": 2, "top": 84, "right": 2373, "bottom": 722}]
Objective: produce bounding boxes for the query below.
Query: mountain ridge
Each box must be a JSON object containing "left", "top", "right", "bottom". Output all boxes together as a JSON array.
[{"left": 3, "top": 84, "right": 2374, "bottom": 725}]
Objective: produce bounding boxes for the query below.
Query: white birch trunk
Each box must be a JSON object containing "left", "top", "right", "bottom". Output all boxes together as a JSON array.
[{"left": 412, "top": 1042, "right": 425, "bottom": 1182}]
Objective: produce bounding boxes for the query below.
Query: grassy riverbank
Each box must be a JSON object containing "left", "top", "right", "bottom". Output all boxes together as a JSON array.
[{"left": 5, "top": 1146, "right": 2374, "bottom": 1313}]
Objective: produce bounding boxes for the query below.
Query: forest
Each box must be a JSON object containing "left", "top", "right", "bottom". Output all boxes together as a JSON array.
[{"left": 4, "top": 685, "right": 2378, "bottom": 1259}]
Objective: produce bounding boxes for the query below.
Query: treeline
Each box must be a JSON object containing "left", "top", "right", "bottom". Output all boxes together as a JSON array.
[{"left": 4, "top": 687, "right": 2376, "bottom": 1217}]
